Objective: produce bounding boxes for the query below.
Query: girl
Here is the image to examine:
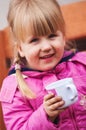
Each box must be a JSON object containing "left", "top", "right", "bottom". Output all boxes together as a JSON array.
[{"left": 0, "top": 0, "right": 86, "bottom": 129}]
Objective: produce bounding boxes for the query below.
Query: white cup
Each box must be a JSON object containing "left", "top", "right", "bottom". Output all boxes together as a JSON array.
[{"left": 45, "top": 78, "right": 78, "bottom": 109}]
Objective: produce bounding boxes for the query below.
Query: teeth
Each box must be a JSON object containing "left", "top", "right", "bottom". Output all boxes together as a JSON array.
[
  {"left": 44, "top": 55, "right": 50, "bottom": 58},
  {"left": 41, "top": 54, "right": 53, "bottom": 59}
]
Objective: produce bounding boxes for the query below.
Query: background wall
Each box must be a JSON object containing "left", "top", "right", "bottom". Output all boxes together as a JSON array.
[{"left": 0, "top": 0, "right": 81, "bottom": 30}]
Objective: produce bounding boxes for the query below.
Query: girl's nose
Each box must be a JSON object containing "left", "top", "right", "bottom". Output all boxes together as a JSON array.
[{"left": 41, "top": 39, "right": 52, "bottom": 52}]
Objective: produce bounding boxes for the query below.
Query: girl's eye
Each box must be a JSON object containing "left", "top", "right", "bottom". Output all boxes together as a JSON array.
[
  {"left": 48, "top": 34, "right": 57, "bottom": 39},
  {"left": 30, "top": 38, "right": 39, "bottom": 43}
]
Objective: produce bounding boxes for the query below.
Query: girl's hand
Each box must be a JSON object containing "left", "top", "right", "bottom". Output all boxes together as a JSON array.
[{"left": 43, "top": 93, "right": 65, "bottom": 122}]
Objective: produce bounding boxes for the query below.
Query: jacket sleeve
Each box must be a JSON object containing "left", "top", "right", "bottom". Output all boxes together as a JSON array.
[{"left": 0, "top": 76, "right": 60, "bottom": 130}]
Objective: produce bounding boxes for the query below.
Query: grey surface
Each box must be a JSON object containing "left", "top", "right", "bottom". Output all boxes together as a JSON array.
[
  {"left": 0, "top": 0, "right": 10, "bottom": 30},
  {"left": 58, "top": 0, "right": 81, "bottom": 5}
]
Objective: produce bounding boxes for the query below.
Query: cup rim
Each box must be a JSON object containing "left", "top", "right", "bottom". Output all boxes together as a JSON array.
[{"left": 45, "top": 77, "right": 73, "bottom": 90}]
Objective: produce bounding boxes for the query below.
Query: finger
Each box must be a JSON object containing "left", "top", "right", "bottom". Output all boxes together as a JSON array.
[
  {"left": 46, "top": 96, "right": 63, "bottom": 106},
  {"left": 48, "top": 100, "right": 65, "bottom": 110},
  {"left": 44, "top": 93, "right": 55, "bottom": 101}
]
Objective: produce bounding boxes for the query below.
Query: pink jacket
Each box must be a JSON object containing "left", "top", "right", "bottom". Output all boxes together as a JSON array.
[{"left": 0, "top": 51, "right": 86, "bottom": 130}]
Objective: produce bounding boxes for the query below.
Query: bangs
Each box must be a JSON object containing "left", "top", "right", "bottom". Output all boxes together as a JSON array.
[{"left": 11, "top": 0, "right": 65, "bottom": 42}]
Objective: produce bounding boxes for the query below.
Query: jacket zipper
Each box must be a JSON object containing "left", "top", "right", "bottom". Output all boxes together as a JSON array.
[{"left": 69, "top": 106, "right": 79, "bottom": 130}]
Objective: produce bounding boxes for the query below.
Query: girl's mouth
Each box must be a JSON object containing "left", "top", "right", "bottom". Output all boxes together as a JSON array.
[{"left": 40, "top": 53, "right": 55, "bottom": 59}]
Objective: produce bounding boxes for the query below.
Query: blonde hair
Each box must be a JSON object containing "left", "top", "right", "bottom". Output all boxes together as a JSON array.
[{"left": 8, "top": 0, "right": 65, "bottom": 98}]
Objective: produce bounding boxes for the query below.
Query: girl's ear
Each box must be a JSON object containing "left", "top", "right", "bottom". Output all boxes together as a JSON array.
[{"left": 17, "top": 44, "right": 25, "bottom": 57}]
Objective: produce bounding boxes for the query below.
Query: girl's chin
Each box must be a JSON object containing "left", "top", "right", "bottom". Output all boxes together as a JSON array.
[{"left": 40, "top": 65, "right": 56, "bottom": 71}]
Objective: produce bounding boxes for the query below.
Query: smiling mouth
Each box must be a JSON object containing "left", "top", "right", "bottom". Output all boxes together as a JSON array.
[{"left": 40, "top": 53, "right": 55, "bottom": 59}]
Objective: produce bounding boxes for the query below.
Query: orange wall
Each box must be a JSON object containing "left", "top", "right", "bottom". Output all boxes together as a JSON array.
[
  {"left": 0, "top": 31, "right": 8, "bottom": 86},
  {"left": 0, "top": 28, "right": 13, "bottom": 85}
]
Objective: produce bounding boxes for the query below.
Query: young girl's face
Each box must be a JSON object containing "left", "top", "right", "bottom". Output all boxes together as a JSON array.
[{"left": 18, "top": 31, "right": 65, "bottom": 71}]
